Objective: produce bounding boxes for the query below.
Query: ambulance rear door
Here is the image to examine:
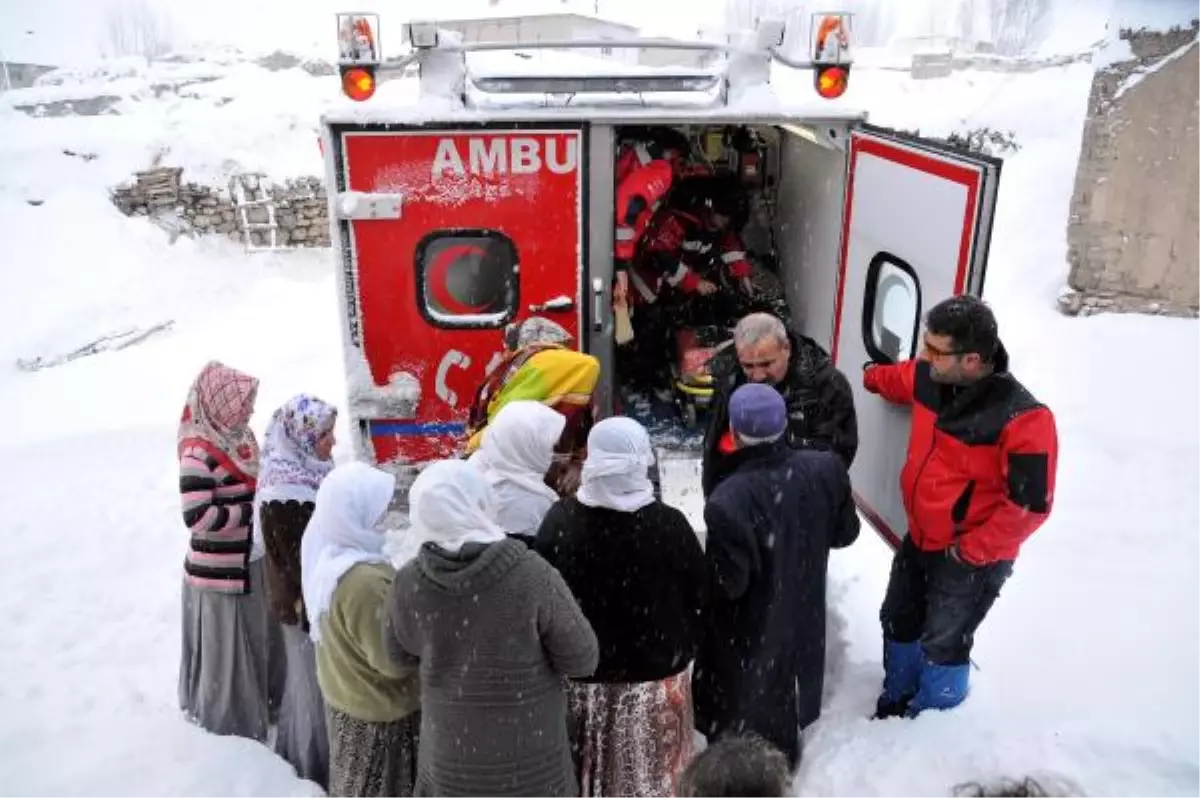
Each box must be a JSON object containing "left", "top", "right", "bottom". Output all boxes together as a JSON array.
[
  {"left": 832, "top": 122, "right": 1002, "bottom": 548},
  {"left": 332, "top": 123, "right": 588, "bottom": 464}
]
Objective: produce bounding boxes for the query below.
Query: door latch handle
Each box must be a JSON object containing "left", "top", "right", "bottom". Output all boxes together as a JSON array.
[{"left": 592, "top": 278, "right": 604, "bottom": 333}]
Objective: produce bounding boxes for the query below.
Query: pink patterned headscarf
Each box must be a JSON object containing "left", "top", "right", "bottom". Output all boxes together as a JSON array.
[{"left": 178, "top": 360, "right": 260, "bottom": 479}]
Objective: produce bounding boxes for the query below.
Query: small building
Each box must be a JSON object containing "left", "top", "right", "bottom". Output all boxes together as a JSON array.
[
  {"left": 1063, "top": 25, "right": 1199, "bottom": 317},
  {"left": 1, "top": 62, "right": 56, "bottom": 91},
  {"left": 429, "top": 2, "right": 712, "bottom": 69}
]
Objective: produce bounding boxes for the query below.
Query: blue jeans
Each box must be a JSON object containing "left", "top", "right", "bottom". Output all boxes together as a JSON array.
[{"left": 880, "top": 536, "right": 1013, "bottom": 665}]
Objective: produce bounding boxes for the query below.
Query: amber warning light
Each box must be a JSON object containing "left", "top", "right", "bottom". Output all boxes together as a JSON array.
[
  {"left": 814, "top": 64, "right": 849, "bottom": 99},
  {"left": 342, "top": 66, "right": 377, "bottom": 101},
  {"left": 810, "top": 12, "right": 853, "bottom": 100}
]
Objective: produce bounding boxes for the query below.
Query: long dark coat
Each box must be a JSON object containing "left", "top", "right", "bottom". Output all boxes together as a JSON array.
[{"left": 692, "top": 440, "right": 860, "bottom": 767}]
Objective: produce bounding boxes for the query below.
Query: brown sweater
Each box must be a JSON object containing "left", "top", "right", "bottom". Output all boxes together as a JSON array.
[
  {"left": 384, "top": 538, "right": 598, "bottom": 797},
  {"left": 259, "top": 500, "right": 313, "bottom": 628}
]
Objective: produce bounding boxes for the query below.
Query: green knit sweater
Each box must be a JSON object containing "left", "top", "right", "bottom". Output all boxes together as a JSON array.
[{"left": 315, "top": 562, "right": 420, "bottom": 722}]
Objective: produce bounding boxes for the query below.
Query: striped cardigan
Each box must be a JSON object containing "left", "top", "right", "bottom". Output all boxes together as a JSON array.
[{"left": 180, "top": 439, "right": 257, "bottom": 594}]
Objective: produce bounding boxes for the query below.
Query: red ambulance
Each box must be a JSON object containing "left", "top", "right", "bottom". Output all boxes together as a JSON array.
[{"left": 320, "top": 14, "right": 1004, "bottom": 545}]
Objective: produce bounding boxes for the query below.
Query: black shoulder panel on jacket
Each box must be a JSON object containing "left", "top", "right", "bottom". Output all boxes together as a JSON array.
[{"left": 937, "top": 374, "right": 1044, "bottom": 446}]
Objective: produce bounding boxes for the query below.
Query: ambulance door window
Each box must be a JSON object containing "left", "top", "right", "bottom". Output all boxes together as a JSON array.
[
  {"left": 416, "top": 230, "right": 519, "bottom": 329},
  {"left": 862, "top": 252, "right": 921, "bottom": 364}
]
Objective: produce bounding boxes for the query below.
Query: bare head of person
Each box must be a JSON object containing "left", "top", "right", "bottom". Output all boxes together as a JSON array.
[
  {"left": 921, "top": 295, "right": 1000, "bottom": 386},
  {"left": 733, "top": 313, "right": 791, "bottom": 386},
  {"left": 678, "top": 734, "right": 792, "bottom": 797}
]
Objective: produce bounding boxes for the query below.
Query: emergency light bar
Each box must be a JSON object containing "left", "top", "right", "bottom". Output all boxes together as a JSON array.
[{"left": 333, "top": 11, "right": 855, "bottom": 105}]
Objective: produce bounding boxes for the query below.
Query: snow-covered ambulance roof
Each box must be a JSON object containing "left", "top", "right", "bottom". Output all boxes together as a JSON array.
[
  {"left": 322, "top": 101, "right": 865, "bottom": 127},
  {"left": 321, "top": 49, "right": 867, "bottom": 127}
]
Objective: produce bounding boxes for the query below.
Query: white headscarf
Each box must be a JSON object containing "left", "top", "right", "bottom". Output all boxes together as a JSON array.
[
  {"left": 300, "top": 461, "right": 396, "bottom": 643},
  {"left": 575, "top": 417, "right": 657, "bottom": 513},
  {"left": 470, "top": 400, "right": 565, "bottom": 537},
  {"left": 405, "top": 459, "right": 508, "bottom": 557}
]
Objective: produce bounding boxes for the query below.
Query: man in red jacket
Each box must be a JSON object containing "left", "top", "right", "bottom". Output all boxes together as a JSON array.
[{"left": 863, "top": 295, "right": 1058, "bottom": 718}]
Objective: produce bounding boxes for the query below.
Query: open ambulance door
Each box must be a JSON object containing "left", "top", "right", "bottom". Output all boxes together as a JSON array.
[
  {"left": 332, "top": 123, "right": 588, "bottom": 465},
  {"left": 832, "top": 122, "right": 1002, "bottom": 549}
]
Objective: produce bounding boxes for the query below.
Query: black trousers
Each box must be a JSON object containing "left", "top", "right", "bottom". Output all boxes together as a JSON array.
[
  {"left": 617, "top": 302, "right": 670, "bottom": 389},
  {"left": 880, "top": 536, "right": 1014, "bottom": 665}
]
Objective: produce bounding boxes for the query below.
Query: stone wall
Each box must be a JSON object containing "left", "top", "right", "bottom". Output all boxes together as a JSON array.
[
  {"left": 1062, "top": 25, "right": 1199, "bottom": 317},
  {"left": 110, "top": 167, "right": 331, "bottom": 248}
]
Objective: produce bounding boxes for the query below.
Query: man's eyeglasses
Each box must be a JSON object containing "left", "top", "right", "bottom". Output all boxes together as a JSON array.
[{"left": 922, "top": 339, "right": 963, "bottom": 359}]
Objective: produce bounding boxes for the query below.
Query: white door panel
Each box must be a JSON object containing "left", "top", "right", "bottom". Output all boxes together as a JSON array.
[{"left": 834, "top": 124, "right": 1002, "bottom": 548}]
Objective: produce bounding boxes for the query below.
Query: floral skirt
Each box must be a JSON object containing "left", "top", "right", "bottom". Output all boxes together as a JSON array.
[
  {"left": 567, "top": 670, "right": 695, "bottom": 798},
  {"left": 326, "top": 706, "right": 420, "bottom": 798}
]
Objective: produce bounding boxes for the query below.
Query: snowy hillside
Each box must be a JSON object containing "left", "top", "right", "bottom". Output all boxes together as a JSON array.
[{"left": 1, "top": 1, "right": 1197, "bottom": 795}]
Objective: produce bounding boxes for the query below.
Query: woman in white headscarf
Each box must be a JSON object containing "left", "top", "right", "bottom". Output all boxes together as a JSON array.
[
  {"left": 534, "top": 417, "right": 710, "bottom": 798},
  {"left": 255, "top": 394, "right": 337, "bottom": 788},
  {"left": 301, "top": 461, "right": 420, "bottom": 798},
  {"left": 470, "top": 400, "right": 566, "bottom": 545},
  {"left": 383, "top": 459, "right": 598, "bottom": 797}
]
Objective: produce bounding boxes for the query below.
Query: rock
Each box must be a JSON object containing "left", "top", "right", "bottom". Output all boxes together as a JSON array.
[
  {"left": 1057, "top": 291, "right": 1083, "bottom": 316},
  {"left": 15, "top": 96, "right": 123, "bottom": 118},
  {"left": 257, "top": 51, "right": 303, "bottom": 72},
  {"left": 247, "top": 207, "right": 270, "bottom": 224},
  {"left": 291, "top": 227, "right": 309, "bottom": 241},
  {"left": 302, "top": 59, "right": 337, "bottom": 77}
]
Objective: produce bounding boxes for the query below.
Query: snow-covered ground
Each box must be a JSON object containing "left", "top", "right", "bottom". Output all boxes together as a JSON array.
[{"left": 1, "top": 2, "right": 1197, "bottom": 795}]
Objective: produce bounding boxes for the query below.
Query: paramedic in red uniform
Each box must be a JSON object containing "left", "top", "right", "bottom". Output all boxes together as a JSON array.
[
  {"left": 612, "top": 128, "right": 692, "bottom": 307},
  {"left": 621, "top": 177, "right": 756, "bottom": 391},
  {"left": 639, "top": 175, "right": 755, "bottom": 305},
  {"left": 864, "top": 295, "right": 1058, "bottom": 719}
]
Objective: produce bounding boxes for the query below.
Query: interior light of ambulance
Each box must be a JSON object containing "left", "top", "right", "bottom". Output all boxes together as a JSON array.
[
  {"left": 814, "top": 65, "right": 848, "bottom": 99},
  {"left": 342, "top": 67, "right": 376, "bottom": 101}
]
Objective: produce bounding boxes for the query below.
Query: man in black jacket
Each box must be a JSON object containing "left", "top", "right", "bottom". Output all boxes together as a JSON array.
[
  {"left": 693, "top": 383, "right": 860, "bottom": 768},
  {"left": 701, "top": 312, "right": 858, "bottom": 497}
]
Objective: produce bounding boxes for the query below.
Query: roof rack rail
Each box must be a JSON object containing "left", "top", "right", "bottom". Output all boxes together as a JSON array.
[{"left": 335, "top": 14, "right": 855, "bottom": 108}]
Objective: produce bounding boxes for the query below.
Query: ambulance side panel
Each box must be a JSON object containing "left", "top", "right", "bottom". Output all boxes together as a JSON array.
[
  {"left": 833, "top": 123, "right": 1002, "bottom": 548},
  {"left": 332, "top": 123, "right": 587, "bottom": 466}
]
